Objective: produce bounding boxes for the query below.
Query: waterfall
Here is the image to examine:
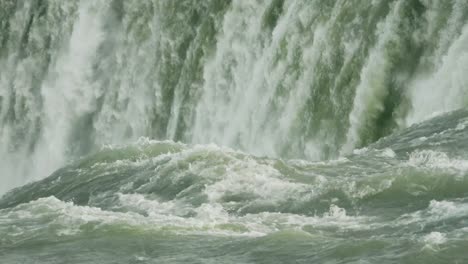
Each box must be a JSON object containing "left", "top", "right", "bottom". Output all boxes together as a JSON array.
[{"left": 1, "top": 0, "right": 468, "bottom": 193}]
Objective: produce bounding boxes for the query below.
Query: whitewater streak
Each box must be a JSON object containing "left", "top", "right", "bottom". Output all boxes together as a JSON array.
[{"left": 1, "top": 0, "right": 468, "bottom": 193}]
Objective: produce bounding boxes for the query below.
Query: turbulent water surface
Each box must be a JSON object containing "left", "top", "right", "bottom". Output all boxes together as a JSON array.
[{"left": 1, "top": 0, "right": 468, "bottom": 263}]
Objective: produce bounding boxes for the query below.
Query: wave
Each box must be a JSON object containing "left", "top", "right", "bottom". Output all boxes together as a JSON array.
[{"left": 1, "top": 110, "right": 468, "bottom": 263}]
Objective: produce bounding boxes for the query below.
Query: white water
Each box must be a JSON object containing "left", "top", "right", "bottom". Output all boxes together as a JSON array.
[
  {"left": 2, "top": 0, "right": 468, "bottom": 194},
  {"left": 342, "top": 0, "right": 404, "bottom": 153},
  {"left": 34, "top": 0, "right": 107, "bottom": 181},
  {"left": 406, "top": 23, "right": 468, "bottom": 125}
]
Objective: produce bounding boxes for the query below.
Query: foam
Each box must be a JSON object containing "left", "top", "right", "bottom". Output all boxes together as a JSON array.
[
  {"left": 397, "top": 199, "right": 468, "bottom": 227},
  {"left": 407, "top": 150, "right": 468, "bottom": 171},
  {"left": 0, "top": 192, "right": 379, "bottom": 242},
  {"left": 421, "top": 232, "right": 447, "bottom": 249}
]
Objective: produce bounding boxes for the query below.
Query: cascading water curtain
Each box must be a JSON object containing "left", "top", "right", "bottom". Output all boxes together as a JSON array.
[{"left": 1, "top": 0, "right": 468, "bottom": 192}]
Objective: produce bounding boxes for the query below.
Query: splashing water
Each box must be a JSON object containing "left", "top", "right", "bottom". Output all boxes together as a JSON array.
[{"left": 2, "top": 1, "right": 468, "bottom": 263}]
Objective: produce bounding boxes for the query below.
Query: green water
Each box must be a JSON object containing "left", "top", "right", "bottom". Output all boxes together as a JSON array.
[
  {"left": 2, "top": 0, "right": 468, "bottom": 263},
  {"left": 2, "top": 110, "right": 468, "bottom": 263}
]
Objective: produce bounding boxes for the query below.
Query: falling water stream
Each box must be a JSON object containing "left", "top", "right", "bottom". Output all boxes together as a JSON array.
[{"left": 1, "top": 0, "right": 468, "bottom": 263}]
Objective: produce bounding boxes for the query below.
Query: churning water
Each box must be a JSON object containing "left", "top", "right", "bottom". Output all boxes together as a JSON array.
[{"left": 1, "top": 1, "right": 468, "bottom": 263}]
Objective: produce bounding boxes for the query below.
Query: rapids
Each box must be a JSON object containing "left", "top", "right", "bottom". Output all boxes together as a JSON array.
[
  {"left": 1, "top": 0, "right": 468, "bottom": 263},
  {"left": 1, "top": 110, "right": 468, "bottom": 263}
]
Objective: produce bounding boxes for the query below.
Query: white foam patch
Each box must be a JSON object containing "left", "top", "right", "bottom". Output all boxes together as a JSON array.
[
  {"left": 288, "top": 156, "right": 350, "bottom": 167},
  {"left": 427, "top": 200, "right": 468, "bottom": 217},
  {"left": 324, "top": 204, "right": 348, "bottom": 219},
  {"left": 378, "top": 148, "right": 396, "bottom": 158},
  {"left": 455, "top": 119, "right": 468, "bottom": 131},
  {"left": 0, "top": 196, "right": 264, "bottom": 238},
  {"left": 407, "top": 150, "right": 468, "bottom": 171},
  {"left": 397, "top": 199, "right": 468, "bottom": 226},
  {"left": 421, "top": 232, "right": 447, "bottom": 250},
  {"left": 353, "top": 147, "right": 369, "bottom": 155},
  {"left": 423, "top": 232, "right": 447, "bottom": 244},
  {"left": 116, "top": 193, "right": 194, "bottom": 218},
  {"left": 203, "top": 156, "right": 315, "bottom": 204},
  {"left": 0, "top": 194, "right": 377, "bottom": 241}
]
